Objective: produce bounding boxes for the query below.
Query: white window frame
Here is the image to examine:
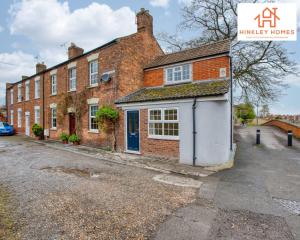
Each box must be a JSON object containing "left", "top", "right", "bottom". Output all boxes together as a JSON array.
[
  {"left": 35, "top": 79, "right": 40, "bottom": 99},
  {"left": 164, "top": 63, "right": 192, "bottom": 85},
  {"left": 51, "top": 74, "right": 57, "bottom": 95},
  {"left": 10, "top": 110, "right": 14, "bottom": 125},
  {"left": 69, "top": 67, "right": 76, "bottom": 91},
  {"left": 17, "top": 83, "right": 22, "bottom": 102},
  {"left": 17, "top": 108, "right": 22, "bottom": 128},
  {"left": 89, "top": 60, "right": 98, "bottom": 86},
  {"left": 34, "top": 106, "right": 40, "bottom": 124},
  {"left": 89, "top": 104, "right": 99, "bottom": 132},
  {"left": 25, "top": 80, "right": 30, "bottom": 101},
  {"left": 10, "top": 89, "right": 13, "bottom": 104},
  {"left": 148, "top": 108, "right": 179, "bottom": 140},
  {"left": 51, "top": 107, "right": 57, "bottom": 129}
]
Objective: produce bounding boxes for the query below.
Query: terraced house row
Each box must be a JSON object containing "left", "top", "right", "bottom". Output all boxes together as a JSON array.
[{"left": 6, "top": 8, "right": 234, "bottom": 166}]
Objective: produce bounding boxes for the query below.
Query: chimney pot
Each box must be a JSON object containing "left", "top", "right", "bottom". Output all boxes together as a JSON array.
[
  {"left": 68, "top": 43, "right": 84, "bottom": 59},
  {"left": 36, "top": 62, "right": 47, "bottom": 73},
  {"left": 136, "top": 8, "right": 153, "bottom": 34}
]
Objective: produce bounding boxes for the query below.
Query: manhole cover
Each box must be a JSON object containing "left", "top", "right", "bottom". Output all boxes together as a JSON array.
[{"left": 273, "top": 197, "right": 300, "bottom": 215}]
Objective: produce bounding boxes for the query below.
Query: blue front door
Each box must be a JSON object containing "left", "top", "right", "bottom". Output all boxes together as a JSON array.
[{"left": 127, "top": 110, "right": 139, "bottom": 152}]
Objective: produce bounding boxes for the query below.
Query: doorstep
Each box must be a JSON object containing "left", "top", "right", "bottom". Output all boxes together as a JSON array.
[{"left": 30, "top": 139, "right": 216, "bottom": 178}]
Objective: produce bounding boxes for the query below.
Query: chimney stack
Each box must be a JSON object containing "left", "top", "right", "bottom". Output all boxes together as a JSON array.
[
  {"left": 68, "top": 42, "right": 84, "bottom": 59},
  {"left": 136, "top": 8, "right": 153, "bottom": 34},
  {"left": 36, "top": 62, "right": 47, "bottom": 73}
]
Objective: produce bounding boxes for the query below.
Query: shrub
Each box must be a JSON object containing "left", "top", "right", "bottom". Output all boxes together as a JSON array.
[
  {"left": 32, "top": 124, "right": 43, "bottom": 137},
  {"left": 68, "top": 134, "right": 80, "bottom": 143},
  {"left": 96, "top": 106, "right": 119, "bottom": 123},
  {"left": 60, "top": 132, "right": 69, "bottom": 142}
]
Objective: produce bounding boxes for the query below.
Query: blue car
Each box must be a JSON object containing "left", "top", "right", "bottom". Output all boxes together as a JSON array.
[{"left": 0, "top": 122, "right": 15, "bottom": 136}]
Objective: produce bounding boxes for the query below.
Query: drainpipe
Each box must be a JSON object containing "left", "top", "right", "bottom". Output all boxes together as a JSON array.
[
  {"left": 192, "top": 98, "right": 197, "bottom": 166},
  {"left": 42, "top": 74, "right": 45, "bottom": 139},
  {"left": 229, "top": 55, "right": 233, "bottom": 151}
]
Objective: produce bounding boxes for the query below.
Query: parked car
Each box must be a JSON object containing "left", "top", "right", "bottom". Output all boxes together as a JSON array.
[{"left": 0, "top": 122, "right": 15, "bottom": 136}]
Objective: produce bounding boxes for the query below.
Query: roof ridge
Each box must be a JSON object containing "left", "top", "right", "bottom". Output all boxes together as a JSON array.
[{"left": 161, "top": 38, "right": 231, "bottom": 57}]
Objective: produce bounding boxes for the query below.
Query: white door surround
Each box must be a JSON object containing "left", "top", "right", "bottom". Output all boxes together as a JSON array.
[{"left": 25, "top": 111, "right": 30, "bottom": 136}]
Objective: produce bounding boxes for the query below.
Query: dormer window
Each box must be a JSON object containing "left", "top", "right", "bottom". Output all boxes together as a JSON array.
[{"left": 165, "top": 64, "right": 191, "bottom": 84}]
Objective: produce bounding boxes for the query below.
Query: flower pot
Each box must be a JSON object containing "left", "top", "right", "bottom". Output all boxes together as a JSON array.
[
  {"left": 35, "top": 135, "right": 42, "bottom": 140},
  {"left": 62, "top": 140, "right": 68, "bottom": 144},
  {"left": 72, "top": 141, "right": 80, "bottom": 145}
]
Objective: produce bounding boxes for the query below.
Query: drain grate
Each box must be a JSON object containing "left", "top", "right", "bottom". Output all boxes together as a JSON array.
[{"left": 273, "top": 197, "right": 300, "bottom": 215}]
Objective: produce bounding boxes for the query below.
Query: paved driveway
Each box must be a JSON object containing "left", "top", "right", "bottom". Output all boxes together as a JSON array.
[
  {"left": 0, "top": 136, "right": 196, "bottom": 240},
  {"left": 155, "top": 126, "right": 300, "bottom": 240}
]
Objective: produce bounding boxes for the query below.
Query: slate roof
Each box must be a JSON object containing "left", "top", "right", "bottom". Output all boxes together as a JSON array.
[
  {"left": 144, "top": 39, "right": 231, "bottom": 69},
  {"left": 115, "top": 80, "right": 229, "bottom": 104}
]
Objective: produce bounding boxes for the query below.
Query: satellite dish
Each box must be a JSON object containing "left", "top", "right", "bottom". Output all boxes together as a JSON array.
[{"left": 101, "top": 73, "right": 111, "bottom": 83}]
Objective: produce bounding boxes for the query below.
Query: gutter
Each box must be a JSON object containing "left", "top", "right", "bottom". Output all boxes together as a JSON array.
[{"left": 192, "top": 98, "right": 197, "bottom": 166}]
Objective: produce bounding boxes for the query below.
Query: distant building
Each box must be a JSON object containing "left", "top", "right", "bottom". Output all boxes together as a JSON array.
[{"left": 0, "top": 105, "right": 7, "bottom": 122}]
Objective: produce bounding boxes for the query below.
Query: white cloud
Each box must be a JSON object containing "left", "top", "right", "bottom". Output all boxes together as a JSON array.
[
  {"left": 1, "top": 0, "right": 137, "bottom": 104},
  {"left": 149, "top": 0, "right": 170, "bottom": 8},
  {"left": 284, "top": 71, "right": 300, "bottom": 87},
  {"left": 8, "top": 0, "right": 136, "bottom": 63},
  {"left": 178, "top": 0, "right": 193, "bottom": 6},
  {"left": 0, "top": 25, "right": 4, "bottom": 32},
  {"left": 0, "top": 51, "right": 36, "bottom": 104}
]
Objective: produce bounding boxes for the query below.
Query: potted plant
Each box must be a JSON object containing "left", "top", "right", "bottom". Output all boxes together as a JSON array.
[
  {"left": 68, "top": 133, "right": 80, "bottom": 145},
  {"left": 32, "top": 123, "right": 43, "bottom": 140},
  {"left": 60, "top": 132, "right": 69, "bottom": 144}
]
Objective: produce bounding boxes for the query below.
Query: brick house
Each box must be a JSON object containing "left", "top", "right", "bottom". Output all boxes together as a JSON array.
[{"left": 6, "top": 8, "right": 233, "bottom": 166}]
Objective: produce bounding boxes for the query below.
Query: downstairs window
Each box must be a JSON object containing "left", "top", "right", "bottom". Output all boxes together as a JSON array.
[{"left": 148, "top": 108, "right": 179, "bottom": 140}]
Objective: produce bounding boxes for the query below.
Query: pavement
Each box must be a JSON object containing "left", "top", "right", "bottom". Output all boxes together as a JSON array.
[
  {"left": 31, "top": 138, "right": 215, "bottom": 177},
  {"left": 0, "top": 135, "right": 198, "bottom": 240},
  {"left": 154, "top": 126, "right": 300, "bottom": 240},
  {"left": 1, "top": 126, "right": 300, "bottom": 239}
]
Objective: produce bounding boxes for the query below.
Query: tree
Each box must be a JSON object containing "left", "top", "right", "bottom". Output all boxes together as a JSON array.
[
  {"left": 260, "top": 104, "right": 270, "bottom": 118},
  {"left": 157, "top": 0, "right": 297, "bottom": 103},
  {"left": 235, "top": 102, "right": 256, "bottom": 124}
]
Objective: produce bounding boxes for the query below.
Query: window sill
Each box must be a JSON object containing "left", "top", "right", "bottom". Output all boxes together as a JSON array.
[
  {"left": 50, "top": 94, "right": 57, "bottom": 97},
  {"left": 88, "top": 130, "right": 99, "bottom": 134},
  {"left": 164, "top": 80, "right": 192, "bottom": 86},
  {"left": 50, "top": 128, "right": 57, "bottom": 131},
  {"left": 87, "top": 83, "right": 99, "bottom": 89},
  {"left": 148, "top": 135, "right": 179, "bottom": 141},
  {"left": 34, "top": 97, "right": 40, "bottom": 100},
  {"left": 68, "top": 89, "right": 76, "bottom": 93}
]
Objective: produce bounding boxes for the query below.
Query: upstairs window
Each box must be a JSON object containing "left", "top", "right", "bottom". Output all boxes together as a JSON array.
[
  {"left": 165, "top": 64, "right": 191, "bottom": 84},
  {"left": 89, "top": 60, "right": 98, "bottom": 86},
  {"left": 51, "top": 74, "right": 57, "bottom": 95},
  {"left": 25, "top": 81, "right": 30, "bottom": 101},
  {"left": 69, "top": 68, "right": 76, "bottom": 91},
  {"left": 35, "top": 79, "right": 40, "bottom": 99},
  {"left": 148, "top": 108, "right": 179, "bottom": 140},
  {"left": 10, "top": 89, "right": 14, "bottom": 104},
  {"left": 17, "top": 84, "right": 22, "bottom": 102}
]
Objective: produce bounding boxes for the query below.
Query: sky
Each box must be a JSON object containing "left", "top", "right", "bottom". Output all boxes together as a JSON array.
[{"left": 0, "top": 0, "right": 299, "bottom": 114}]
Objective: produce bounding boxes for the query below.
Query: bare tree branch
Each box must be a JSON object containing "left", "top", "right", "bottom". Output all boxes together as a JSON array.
[{"left": 157, "top": 0, "right": 298, "bottom": 103}]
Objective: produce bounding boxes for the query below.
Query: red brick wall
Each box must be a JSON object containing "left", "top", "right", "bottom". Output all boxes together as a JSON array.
[
  {"left": 144, "top": 68, "right": 164, "bottom": 87},
  {"left": 143, "top": 56, "right": 230, "bottom": 87},
  {"left": 6, "top": 28, "right": 163, "bottom": 149},
  {"left": 193, "top": 56, "right": 230, "bottom": 81},
  {"left": 264, "top": 120, "right": 300, "bottom": 138}
]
